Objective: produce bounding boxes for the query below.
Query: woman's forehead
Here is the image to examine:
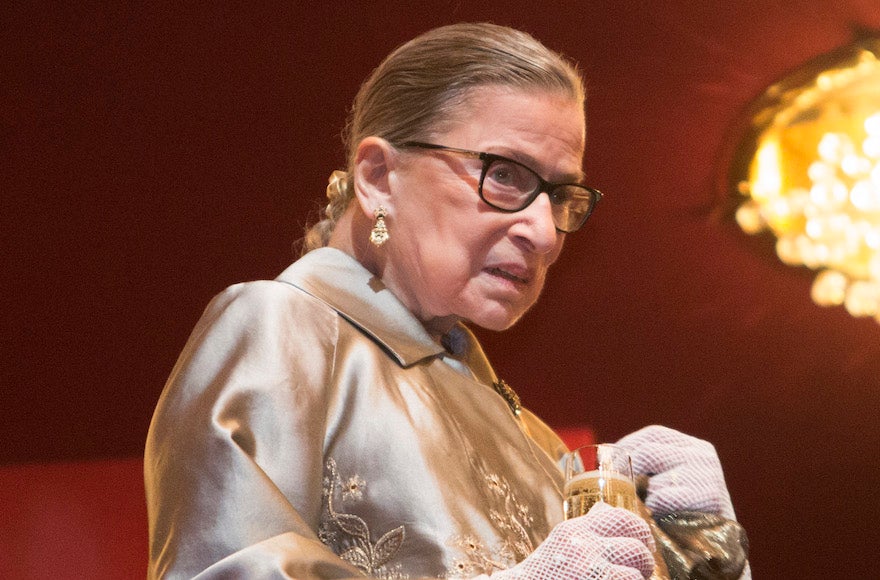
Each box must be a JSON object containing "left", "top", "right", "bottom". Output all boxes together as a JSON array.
[{"left": 438, "top": 87, "right": 586, "bottom": 173}]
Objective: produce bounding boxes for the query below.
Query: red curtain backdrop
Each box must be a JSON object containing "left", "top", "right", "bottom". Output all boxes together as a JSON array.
[{"left": 3, "top": 2, "right": 880, "bottom": 577}]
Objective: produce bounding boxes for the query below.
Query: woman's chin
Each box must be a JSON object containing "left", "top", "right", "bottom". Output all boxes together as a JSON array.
[{"left": 467, "top": 307, "right": 526, "bottom": 332}]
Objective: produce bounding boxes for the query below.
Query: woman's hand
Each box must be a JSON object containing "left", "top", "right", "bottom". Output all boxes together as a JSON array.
[
  {"left": 487, "top": 503, "right": 655, "bottom": 580},
  {"left": 616, "top": 425, "right": 736, "bottom": 520}
]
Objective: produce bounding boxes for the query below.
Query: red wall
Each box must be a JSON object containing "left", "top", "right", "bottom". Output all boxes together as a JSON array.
[
  {"left": 0, "top": 458, "right": 147, "bottom": 579},
  {"left": 4, "top": 2, "right": 880, "bottom": 577}
]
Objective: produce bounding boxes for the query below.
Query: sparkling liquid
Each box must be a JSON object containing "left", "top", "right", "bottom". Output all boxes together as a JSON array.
[{"left": 563, "top": 470, "right": 637, "bottom": 518}]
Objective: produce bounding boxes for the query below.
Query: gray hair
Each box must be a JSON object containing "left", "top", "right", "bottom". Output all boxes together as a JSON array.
[{"left": 301, "top": 22, "right": 585, "bottom": 254}]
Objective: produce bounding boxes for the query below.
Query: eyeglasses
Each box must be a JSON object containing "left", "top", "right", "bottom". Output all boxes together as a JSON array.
[{"left": 396, "top": 141, "right": 602, "bottom": 233}]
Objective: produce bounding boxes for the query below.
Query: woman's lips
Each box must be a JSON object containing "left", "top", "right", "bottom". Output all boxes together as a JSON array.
[{"left": 486, "top": 266, "right": 529, "bottom": 284}]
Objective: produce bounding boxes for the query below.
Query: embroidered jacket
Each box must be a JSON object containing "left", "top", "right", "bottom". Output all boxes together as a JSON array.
[{"left": 145, "top": 248, "right": 568, "bottom": 579}]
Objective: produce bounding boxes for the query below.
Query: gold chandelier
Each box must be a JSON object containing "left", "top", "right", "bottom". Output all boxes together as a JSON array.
[{"left": 728, "top": 35, "right": 880, "bottom": 320}]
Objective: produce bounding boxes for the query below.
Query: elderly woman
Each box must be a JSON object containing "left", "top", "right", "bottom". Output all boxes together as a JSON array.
[{"left": 145, "top": 23, "right": 747, "bottom": 580}]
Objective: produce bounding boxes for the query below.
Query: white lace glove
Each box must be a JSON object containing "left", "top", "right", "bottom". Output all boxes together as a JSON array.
[
  {"left": 483, "top": 503, "right": 655, "bottom": 580},
  {"left": 616, "top": 425, "right": 737, "bottom": 521}
]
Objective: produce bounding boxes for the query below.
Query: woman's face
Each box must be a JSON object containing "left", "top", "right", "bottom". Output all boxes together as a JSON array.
[{"left": 381, "top": 86, "right": 586, "bottom": 333}]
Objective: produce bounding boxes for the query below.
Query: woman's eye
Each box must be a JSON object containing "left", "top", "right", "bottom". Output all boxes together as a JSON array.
[
  {"left": 549, "top": 188, "right": 572, "bottom": 205},
  {"left": 488, "top": 160, "right": 532, "bottom": 189},
  {"left": 489, "top": 164, "right": 515, "bottom": 185}
]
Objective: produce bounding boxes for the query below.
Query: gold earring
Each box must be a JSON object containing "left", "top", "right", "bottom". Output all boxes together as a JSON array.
[{"left": 370, "top": 205, "right": 389, "bottom": 247}]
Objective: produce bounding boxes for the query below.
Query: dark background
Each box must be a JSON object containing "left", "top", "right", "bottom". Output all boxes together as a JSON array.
[{"left": 4, "top": 2, "right": 880, "bottom": 577}]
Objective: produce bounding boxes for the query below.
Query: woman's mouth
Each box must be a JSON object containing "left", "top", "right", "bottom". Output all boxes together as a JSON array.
[{"left": 486, "top": 267, "right": 528, "bottom": 284}]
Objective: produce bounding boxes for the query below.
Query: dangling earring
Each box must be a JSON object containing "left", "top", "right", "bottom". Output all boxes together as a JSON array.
[{"left": 370, "top": 205, "right": 389, "bottom": 247}]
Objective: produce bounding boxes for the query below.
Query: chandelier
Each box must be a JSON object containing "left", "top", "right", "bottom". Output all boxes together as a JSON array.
[{"left": 728, "top": 35, "right": 880, "bottom": 321}]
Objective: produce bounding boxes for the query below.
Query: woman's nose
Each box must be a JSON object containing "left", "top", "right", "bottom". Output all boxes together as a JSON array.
[{"left": 510, "top": 192, "right": 562, "bottom": 253}]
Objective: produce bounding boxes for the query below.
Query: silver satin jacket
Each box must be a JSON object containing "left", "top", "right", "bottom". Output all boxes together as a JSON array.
[{"left": 145, "top": 247, "right": 569, "bottom": 579}]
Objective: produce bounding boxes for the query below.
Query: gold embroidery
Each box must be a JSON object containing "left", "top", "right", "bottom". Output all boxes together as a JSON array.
[
  {"left": 448, "top": 535, "right": 508, "bottom": 578},
  {"left": 319, "top": 458, "right": 407, "bottom": 579},
  {"left": 342, "top": 473, "right": 367, "bottom": 502},
  {"left": 486, "top": 471, "right": 534, "bottom": 561},
  {"left": 447, "top": 468, "right": 535, "bottom": 577}
]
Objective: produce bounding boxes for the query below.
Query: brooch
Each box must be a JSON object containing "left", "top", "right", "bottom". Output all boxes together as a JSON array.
[{"left": 492, "top": 379, "right": 522, "bottom": 417}]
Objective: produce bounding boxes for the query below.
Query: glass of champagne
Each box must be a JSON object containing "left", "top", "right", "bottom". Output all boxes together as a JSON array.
[
  {"left": 563, "top": 443, "right": 637, "bottom": 518},
  {"left": 564, "top": 444, "right": 669, "bottom": 579}
]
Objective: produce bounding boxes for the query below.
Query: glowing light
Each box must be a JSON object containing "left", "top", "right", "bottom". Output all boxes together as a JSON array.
[
  {"left": 811, "top": 270, "right": 848, "bottom": 306},
  {"left": 750, "top": 138, "right": 783, "bottom": 202},
  {"left": 866, "top": 113, "right": 880, "bottom": 135},
  {"left": 735, "top": 202, "right": 764, "bottom": 234},
  {"left": 732, "top": 37, "right": 880, "bottom": 323},
  {"left": 845, "top": 281, "right": 880, "bottom": 316}
]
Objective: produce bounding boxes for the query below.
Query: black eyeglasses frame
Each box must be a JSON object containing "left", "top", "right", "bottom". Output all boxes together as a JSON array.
[{"left": 396, "top": 140, "right": 602, "bottom": 233}]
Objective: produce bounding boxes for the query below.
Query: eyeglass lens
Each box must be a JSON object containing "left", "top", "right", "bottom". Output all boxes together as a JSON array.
[{"left": 481, "top": 158, "right": 595, "bottom": 232}]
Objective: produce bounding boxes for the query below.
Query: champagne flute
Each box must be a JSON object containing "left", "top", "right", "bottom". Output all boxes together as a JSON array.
[
  {"left": 563, "top": 444, "right": 670, "bottom": 579},
  {"left": 563, "top": 443, "right": 636, "bottom": 518}
]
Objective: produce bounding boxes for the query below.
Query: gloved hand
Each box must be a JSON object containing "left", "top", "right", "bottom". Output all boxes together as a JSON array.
[
  {"left": 616, "top": 426, "right": 736, "bottom": 521},
  {"left": 485, "top": 503, "right": 655, "bottom": 580}
]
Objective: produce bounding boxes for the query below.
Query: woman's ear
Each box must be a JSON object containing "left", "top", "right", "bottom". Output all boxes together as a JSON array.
[{"left": 352, "top": 136, "right": 397, "bottom": 219}]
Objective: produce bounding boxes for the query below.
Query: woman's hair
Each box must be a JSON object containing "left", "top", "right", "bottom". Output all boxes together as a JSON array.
[{"left": 301, "top": 22, "right": 585, "bottom": 253}]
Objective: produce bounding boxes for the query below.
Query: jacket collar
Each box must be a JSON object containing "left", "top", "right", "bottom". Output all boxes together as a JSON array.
[{"left": 276, "top": 248, "right": 447, "bottom": 367}]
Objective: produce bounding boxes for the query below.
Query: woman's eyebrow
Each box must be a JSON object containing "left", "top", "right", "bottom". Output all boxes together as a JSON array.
[{"left": 493, "top": 147, "right": 586, "bottom": 183}]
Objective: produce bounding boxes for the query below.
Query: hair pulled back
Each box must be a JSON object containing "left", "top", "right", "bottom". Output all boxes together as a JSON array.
[{"left": 301, "top": 22, "right": 585, "bottom": 254}]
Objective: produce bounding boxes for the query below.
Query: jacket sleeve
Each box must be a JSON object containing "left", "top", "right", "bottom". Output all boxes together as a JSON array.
[{"left": 144, "top": 280, "right": 365, "bottom": 579}]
